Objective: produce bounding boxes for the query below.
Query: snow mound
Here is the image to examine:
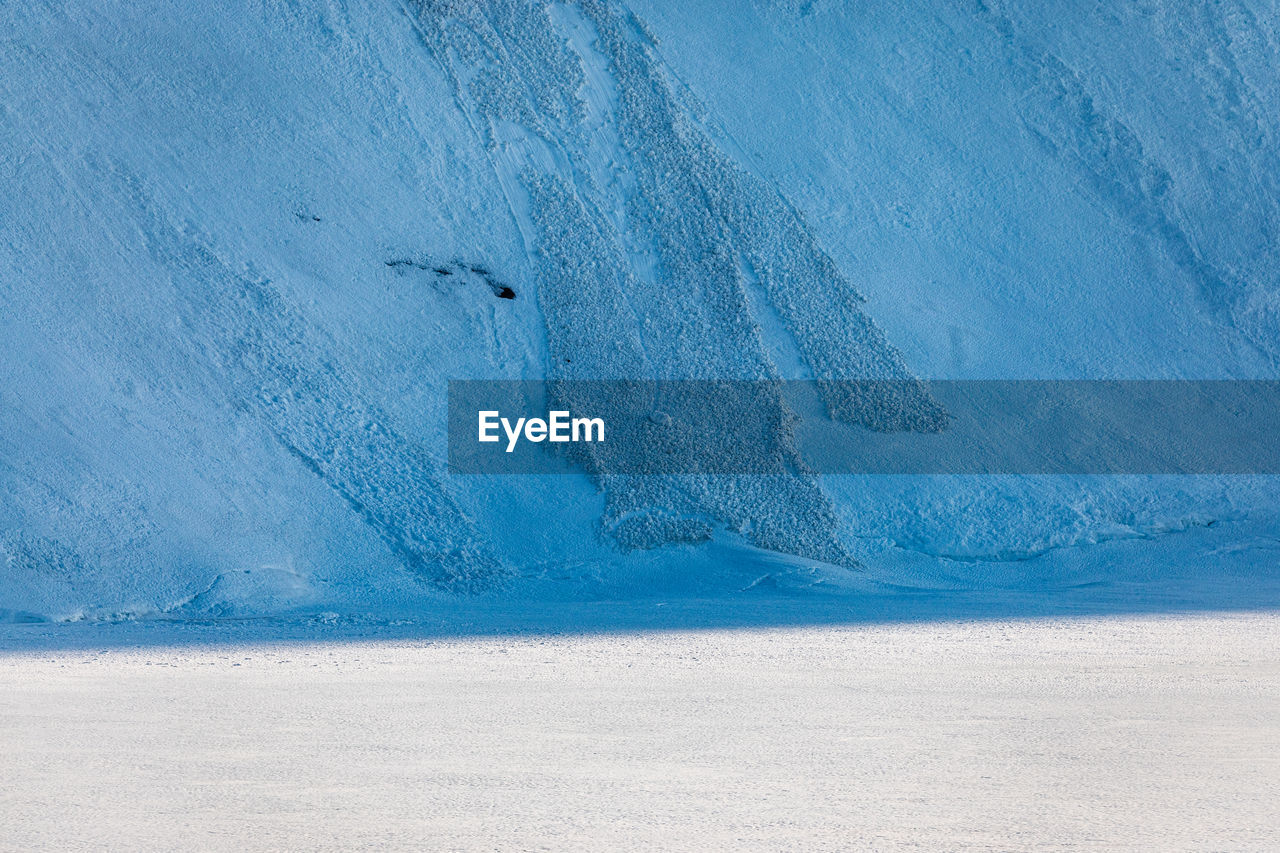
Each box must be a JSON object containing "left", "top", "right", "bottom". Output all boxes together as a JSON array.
[{"left": 2, "top": 0, "right": 1278, "bottom": 620}]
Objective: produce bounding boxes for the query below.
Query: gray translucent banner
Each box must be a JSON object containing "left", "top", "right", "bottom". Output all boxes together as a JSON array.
[{"left": 447, "top": 380, "right": 1280, "bottom": 475}]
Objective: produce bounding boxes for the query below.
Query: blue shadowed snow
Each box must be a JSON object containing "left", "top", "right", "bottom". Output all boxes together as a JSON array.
[{"left": 1, "top": 0, "right": 1278, "bottom": 626}]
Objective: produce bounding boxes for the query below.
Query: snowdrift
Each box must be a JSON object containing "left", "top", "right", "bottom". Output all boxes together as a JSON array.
[{"left": 2, "top": 0, "right": 1278, "bottom": 621}]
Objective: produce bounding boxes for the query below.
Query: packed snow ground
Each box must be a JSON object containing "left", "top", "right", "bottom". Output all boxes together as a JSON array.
[{"left": 3, "top": 611, "right": 1278, "bottom": 851}]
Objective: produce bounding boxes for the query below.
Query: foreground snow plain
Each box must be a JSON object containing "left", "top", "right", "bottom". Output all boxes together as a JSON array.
[
  {"left": 3, "top": 609, "right": 1278, "bottom": 851},
  {"left": 5, "top": 522, "right": 1279, "bottom": 850}
]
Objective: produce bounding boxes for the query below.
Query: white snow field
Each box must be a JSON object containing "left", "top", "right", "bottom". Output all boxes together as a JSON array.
[{"left": 3, "top": 611, "right": 1279, "bottom": 851}]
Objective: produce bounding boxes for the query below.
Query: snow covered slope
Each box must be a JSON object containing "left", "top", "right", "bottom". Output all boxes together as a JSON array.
[{"left": 2, "top": 0, "right": 1278, "bottom": 622}]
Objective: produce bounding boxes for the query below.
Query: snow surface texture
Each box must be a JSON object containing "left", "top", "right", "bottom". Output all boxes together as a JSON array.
[
  {"left": 3, "top": 613, "right": 1279, "bottom": 851},
  {"left": 2, "top": 0, "right": 1280, "bottom": 620}
]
